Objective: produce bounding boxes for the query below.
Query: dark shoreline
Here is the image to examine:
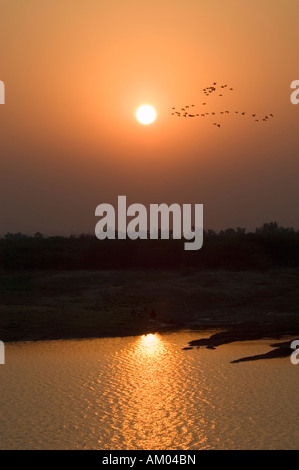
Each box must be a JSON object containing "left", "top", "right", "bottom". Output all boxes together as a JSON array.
[
  {"left": 188, "top": 322, "right": 299, "bottom": 348},
  {"left": 1, "top": 269, "right": 298, "bottom": 355},
  {"left": 187, "top": 322, "right": 299, "bottom": 362},
  {"left": 3, "top": 321, "right": 299, "bottom": 345},
  {"left": 1, "top": 318, "right": 224, "bottom": 343}
]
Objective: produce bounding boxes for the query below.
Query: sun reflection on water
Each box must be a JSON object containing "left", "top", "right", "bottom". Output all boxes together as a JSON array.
[
  {"left": 137, "top": 333, "right": 164, "bottom": 356},
  {"left": 108, "top": 332, "right": 205, "bottom": 449},
  {"left": 84, "top": 333, "right": 212, "bottom": 449},
  {"left": 1, "top": 336, "right": 297, "bottom": 450}
]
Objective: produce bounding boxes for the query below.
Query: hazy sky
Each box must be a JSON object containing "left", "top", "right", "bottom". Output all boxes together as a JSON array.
[{"left": 1, "top": 0, "right": 299, "bottom": 234}]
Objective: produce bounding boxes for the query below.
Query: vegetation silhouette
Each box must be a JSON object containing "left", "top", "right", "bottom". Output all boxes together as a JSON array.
[{"left": 1, "top": 222, "right": 298, "bottom": 271}]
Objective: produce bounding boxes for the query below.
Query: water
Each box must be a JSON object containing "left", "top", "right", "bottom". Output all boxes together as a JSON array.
[{"left": 0, "top": 331, "right": 298, "bottom": 450}]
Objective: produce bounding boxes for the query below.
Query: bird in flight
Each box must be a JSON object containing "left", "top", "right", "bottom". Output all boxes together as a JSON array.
[{"left": 171, "top": 82, "right": 275, "bottom": 128}]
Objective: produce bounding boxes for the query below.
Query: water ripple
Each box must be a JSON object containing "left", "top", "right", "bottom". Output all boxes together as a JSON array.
[{"left": 0, "top": 332, "right": 298, "bottom": 449}]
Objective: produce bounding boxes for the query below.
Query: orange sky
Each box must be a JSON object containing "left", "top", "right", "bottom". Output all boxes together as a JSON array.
[{"left": 0, "top": 0, "right": 299, "bottom": 234}]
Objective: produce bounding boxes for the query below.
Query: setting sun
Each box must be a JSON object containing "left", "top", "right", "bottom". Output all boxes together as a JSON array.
[{"left": 136, "top": 105, "right": 156, "bottom": 125}]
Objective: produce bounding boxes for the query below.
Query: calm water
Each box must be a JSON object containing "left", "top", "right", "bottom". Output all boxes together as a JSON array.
[{"left": 0, "top": 331, "right": 298, "bottom": 450}]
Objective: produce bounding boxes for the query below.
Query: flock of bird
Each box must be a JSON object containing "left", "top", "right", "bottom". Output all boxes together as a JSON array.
[{"left": 171, "top": 82, "right": 274, "bottom": 128}]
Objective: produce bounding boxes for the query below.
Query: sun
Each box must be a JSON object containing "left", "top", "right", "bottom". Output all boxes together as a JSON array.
[{"left": 136, "top": 105, "right": 156, "bottom": 125}]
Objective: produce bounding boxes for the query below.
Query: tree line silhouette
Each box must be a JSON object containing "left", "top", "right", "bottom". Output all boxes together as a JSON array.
[{"left": 1, "top": 222, "right": 298, "bottom": 271}]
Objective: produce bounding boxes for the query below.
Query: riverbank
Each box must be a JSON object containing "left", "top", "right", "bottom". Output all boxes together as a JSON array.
[
  {"left": 0, "top": 269, "right": 298, "bottom": 343},
  {"left": 187, "top": 324, "right": 299, "bottom": 362}
]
